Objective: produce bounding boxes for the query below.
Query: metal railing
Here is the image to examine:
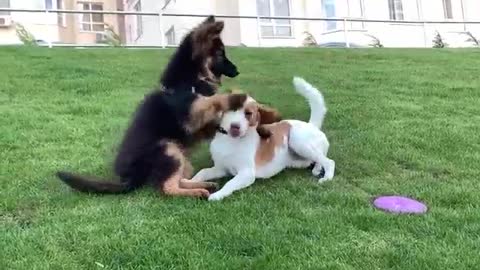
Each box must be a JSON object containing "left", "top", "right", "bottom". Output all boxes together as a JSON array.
[{"left": 1, "top": 7, "right": 480, "bottom": 48}]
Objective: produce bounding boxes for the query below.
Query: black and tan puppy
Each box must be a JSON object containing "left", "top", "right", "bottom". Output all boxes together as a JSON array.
[
  {"left": 161, "top": 16, "right": 239, "bottom": 96},
  {"left": 56, "top": 17, "right": 281, "bottom": 198}
]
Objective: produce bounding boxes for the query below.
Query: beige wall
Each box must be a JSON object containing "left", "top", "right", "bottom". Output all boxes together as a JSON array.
[{"left": 59, "top": 0, "right": 121, "bottom": 44}]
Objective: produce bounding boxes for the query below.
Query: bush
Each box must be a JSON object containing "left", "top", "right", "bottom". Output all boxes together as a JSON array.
[
  {"left": 302, "top": 31, "right": 317, "bottom": 47},
  {"left": 15, "top": 23, "right": 37, "bottom": 46},
  {"left": 103, "top": 23, "right": 122, "bottom": 47},
  {"left": 465, "top": 31, "right": 479, "bottom": 47},
  {"left": 433, "top": 31, "right": 447, "bottom": 48},
  {"left": 366, "top": 34, "right": 384, "bottom": 48}
]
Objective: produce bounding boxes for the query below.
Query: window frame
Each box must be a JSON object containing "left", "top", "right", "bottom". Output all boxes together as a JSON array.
[
  {"left": 256, "top": 0, "right": 293, "bottom": 39},
  {"left": 0, "top": 0, "right": 11, "bottom": 15},
  {"left": 78, "top": 2, "right": 105, "bottom": 33},
  {"left": 388, "top": 0, "right": 404, "bottom": 21},
  {"left": 45, "top": 0, "right": 53, "bottom": 10},
  {"left": 443, "top": 0, "right": 453, "bottom": 19},
  {"left": 322, "top": 0, "right": 337, "bottom": 31},
  {"left": 165, "top": 26, "right": 176, "bottom": 45}
]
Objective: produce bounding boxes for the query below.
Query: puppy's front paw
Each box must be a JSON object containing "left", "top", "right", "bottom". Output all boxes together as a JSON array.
[{"left": 208, "top": 192, "right": 226, "bottom": 201}]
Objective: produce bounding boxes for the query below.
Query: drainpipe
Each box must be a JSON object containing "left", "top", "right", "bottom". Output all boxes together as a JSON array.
[{"left": 416, "top": 0, "right": 427, "bottom": 48}]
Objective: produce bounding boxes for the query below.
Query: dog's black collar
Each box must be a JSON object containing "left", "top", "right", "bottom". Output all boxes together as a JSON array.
[
  {"left": 217, "top": 126, "right": 228, "bottom": 135},
  {"left": 160, "top": 85, "right": 196, "bottom": 94}
]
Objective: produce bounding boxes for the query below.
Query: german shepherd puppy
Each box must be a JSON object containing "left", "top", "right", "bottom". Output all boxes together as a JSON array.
[
  {"left": 56, "top": 17, "right": 281, "bottom": 198},
  {"left": 161, "top": 16, "right": 239, "bottom": 96}
]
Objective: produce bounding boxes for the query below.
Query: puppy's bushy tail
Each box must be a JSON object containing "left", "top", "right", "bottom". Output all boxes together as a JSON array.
[
  {"left": 292, "top": 77, "right": 327, "bottom": 128},
  {"left": 56, "top": 171, "right": 141, "bottom": 194}
]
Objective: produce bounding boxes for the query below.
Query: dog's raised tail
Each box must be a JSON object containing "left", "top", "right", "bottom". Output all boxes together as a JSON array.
[
  {"left": 292, "top": 77, "right": 327, "bottom": 128},
  {"left": 56, "top": 171, "right": 141, "bottom": 194}
]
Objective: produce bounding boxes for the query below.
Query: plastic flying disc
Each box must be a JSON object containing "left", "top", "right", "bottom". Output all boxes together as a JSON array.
[{"left": 373, "top": 196, "right": 427, "bottom": 214}]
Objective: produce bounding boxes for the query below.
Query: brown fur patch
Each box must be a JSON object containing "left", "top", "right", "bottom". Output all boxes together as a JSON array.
[
  {"left": 187, "top": 93, "right": 247, "bottom": 133},
  {"left": 198, "top": 56, "right": 220, "bottom": 87},
  {"left": 161, "top": 142, "right": 210, "bottom": 198},
  {"left": 255, "top": 121, "right": 291, "bottom": 167},
  {"left": 258, "top": 104, "right": 282, "bottom": 124},
  {"left": 191, "top": 21, "right": 224, "bottom": 60},
  {"left": 191, "top": 20, "right": 225, "bottom": 85},
  {"left": 241, "top": 100, "right": 281, "bottom": 138},
  {"left": 179, "top": 179, "right": 218, "bottom": 191},
  {"left": 183, "top": 159, "right": 194, "bottom": 179},
  {"left": 244, "top": 102, "right": 260, "bottom": 127}
]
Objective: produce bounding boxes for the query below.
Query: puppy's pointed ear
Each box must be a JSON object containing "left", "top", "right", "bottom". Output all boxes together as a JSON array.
[
  {"left": 258, "top": 105, "right": 281, "bottom": 124},
  {"left": 203, "top": 15, "right": 215, "bottom": 24},
  {"left": 211, "top": 21, "right": 224, "bottom": 34}
]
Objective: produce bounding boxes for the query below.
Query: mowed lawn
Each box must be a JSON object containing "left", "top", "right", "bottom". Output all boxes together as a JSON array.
[{"left": 1, "top": 46, "right": 480, "bottom": 270}]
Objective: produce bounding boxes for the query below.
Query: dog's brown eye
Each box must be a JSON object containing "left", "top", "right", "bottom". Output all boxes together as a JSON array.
[{"left": 245, "top": 111, "right": 252, "bottom": 117}]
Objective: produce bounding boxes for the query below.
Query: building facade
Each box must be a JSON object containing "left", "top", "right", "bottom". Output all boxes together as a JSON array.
[
  {"left": 124, "top": 0, "right": 480, "bottom": 48},
  {"left": 0, "top": 0, "right": 123, "bottom": 45}
]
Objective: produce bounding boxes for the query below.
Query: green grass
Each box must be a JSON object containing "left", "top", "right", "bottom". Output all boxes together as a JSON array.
[{"left": 1, "top": 47, "right": 480, "bottom": 270}]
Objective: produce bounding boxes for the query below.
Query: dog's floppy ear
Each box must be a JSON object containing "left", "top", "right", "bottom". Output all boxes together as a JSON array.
[
  {"left": 258, "top": 104, "right": 281, "bottom": 124},
  {"left": 256, "top": 125, "right": 272, "bottom": 139}
]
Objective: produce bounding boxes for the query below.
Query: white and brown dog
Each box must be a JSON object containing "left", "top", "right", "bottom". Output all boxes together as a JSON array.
[{"left": 190, "top": 77, "right": 335, "bottom": 201}]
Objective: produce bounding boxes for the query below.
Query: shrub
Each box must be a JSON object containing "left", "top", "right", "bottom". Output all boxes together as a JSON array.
[
  {"left": 432, "top": 31, "right": 447, "bottom": 48},
  {"left": 15, "top": 23, "right": 37, "bottom": 46}
]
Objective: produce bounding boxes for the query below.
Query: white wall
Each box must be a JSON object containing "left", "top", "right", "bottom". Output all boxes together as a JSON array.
[
  {"left": 0, "top": 0, "right": 60, "bottom": 44},
  {"left": 320, "top": 0, "right": 480, "bottom": 48},
  {"left": 125, "top": 0, "right": 480, "bottom": 48},
  {"left": 237, "top": 0, "right": 307, "bottom": 47}
]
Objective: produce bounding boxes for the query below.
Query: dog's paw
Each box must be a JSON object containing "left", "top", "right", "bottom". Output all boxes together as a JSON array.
[
  {"left": 205, "top": 182, "right": 219, "bottom": 193},
  {"left": 208, "top": 192, "right": 226, "bottom": 201},
  {"left": 312, "top": 167, "right": 325, "bottom": 178},
  {"left": 318, "top": 175, "right": 333, "bottom": 183}
]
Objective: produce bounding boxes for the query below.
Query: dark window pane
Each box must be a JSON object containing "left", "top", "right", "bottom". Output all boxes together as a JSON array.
[
  {"left": 81, "top": 23, "right": 91, "bottom": 31},
  {"left": 92, "top": 4, "right": 103, "bottom": 10},
  {"left": 92, "top": 13, "right": 103, "bottom": 22},
  {"left": 257, "top": 0, "right": 270, "bottom": 16},
  {"left": 273, "top": 0, "right": 289, "bottom": 16},
  {"left": 261, "top": 25, "right": 274, "bottom": 36},
  {"left": 93, "top": 24, "right": 105, "bottom": 31},
  {"left": 275, "top": 26, "right": 291, "bottom": 37}
]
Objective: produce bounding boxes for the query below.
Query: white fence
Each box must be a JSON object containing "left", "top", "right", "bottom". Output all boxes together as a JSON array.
[{"left": 1, "top": 7, "right": 480, "bottom": 48}]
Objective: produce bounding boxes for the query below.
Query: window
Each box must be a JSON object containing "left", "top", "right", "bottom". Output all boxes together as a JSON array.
[
  {"left": 134, "top": 1, "right": 143, "bottom": 39},
  {"left": 57, "top": 0, "right": 66, "bottom": 27},
  {"left": 78, "top": 2, "right": 104, "bottom": 32},
  {"left": 0, "top": 0, "right": 10, "bottom": 15},
  {"left": 322, "top": 0, "right": 336, "bottom": 31},
  {"left": 165, "top": 26, "right": 175, "bottom": 45},
  {"left": 45, "top": 0, "right": 53, "bottom": 10},
  {"left": 256, "top": 0, "right": 292, "bottom": 38},
  {"left": 388, "top": 0, "right": 404, "bottom": 20},
  {"left": 443, "top": 0, "right": 453, "bottom": 19}
]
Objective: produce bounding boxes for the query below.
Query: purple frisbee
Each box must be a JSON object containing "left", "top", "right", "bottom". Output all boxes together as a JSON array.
[{"left": 373, "top": 196, "right": 427, "bottom": 214}]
